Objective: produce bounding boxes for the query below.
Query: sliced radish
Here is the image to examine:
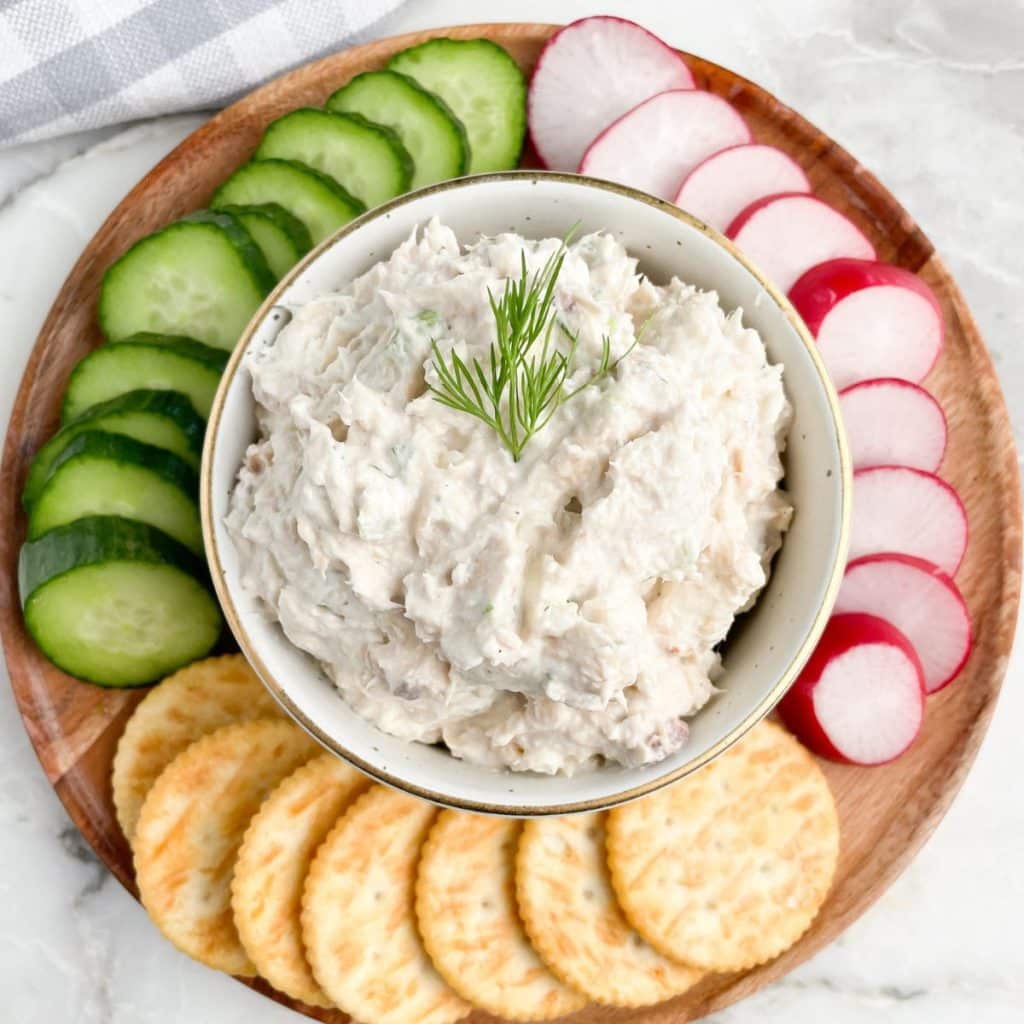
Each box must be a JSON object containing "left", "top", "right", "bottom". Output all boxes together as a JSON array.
[
  {"left": 839, "top": 379, "right": 947, "bottom": 472},
  {"left": 673, "top": 144, "right": 811, "bottom": 232},
  {"left": 726, "top": 193, "right": 876, "bottom": 293},
  {"left": 528, "top": 16, "right": 695, "bottom": 171},
  {"left": 789, "top": 258, "right": 944, "bottom": 389},
  {"left": 778, "top": 613, "right": 925, "bottom": 764},
  {"left": 851, "top": 466, "right": 967, "bottom": 575},
  {"left": 834, "top": 554, "right": 972, "bottom": 693},
  {"left": 578, "top": 90, "right": 751, "bottom": 200}
]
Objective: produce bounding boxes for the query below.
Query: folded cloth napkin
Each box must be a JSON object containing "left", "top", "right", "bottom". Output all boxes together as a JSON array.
[{"left": 0, "top": 0, "right": 408, "bottom": 148}]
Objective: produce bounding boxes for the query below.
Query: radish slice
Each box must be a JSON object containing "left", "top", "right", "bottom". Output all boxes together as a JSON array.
[
  {"left": 789, "top": 258, "right": 944, "bottom": 389},
  {"left": 579, "top": 90, "right": 751, "bottom": 200},
  {"left": 726, "top": 193, "right": 876, "bottom": 293},
  {"left": 528, "top": 16, "right": 695, "bottom": 171},
  {"left": 851, "top": 466, "right": 967, "bottom": 576},
  {"left": 839, "top": 379, "right": 947, "bottom": 472},
  {"left": 778, "top": 613, "right": 925, "bottom": 764},
  {"left": 834, "top": 554, "right": 972, "bottom": 693},
  {"left": 673, "top": 144, "right": 811, "bottom": 232}
]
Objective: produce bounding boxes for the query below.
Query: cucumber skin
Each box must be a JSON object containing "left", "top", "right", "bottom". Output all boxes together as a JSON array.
[
  {"left": 328, "top": 69, "right": 470, "bottom": 182},
  {"left": 23, "top": 390, "right": 205, "bottom": 509},
  {"left": 256, "top": 108, "right": 414, "bottom": 201},
  {"left": 108, "top": 331, "right": 195, "bottom": 347},
  {"left": 60, "top": 337, "right": 226, "bottom": 423},
  {"left": 211, "top": 159, "right": 367, "bottom": 240},
  {"left": 103, "top": 333, "right": 229, "bottom": 371},
  {"left": 182, "top": 209, "right": 276, "bottom": 294},
  {"left": 388, "top": 38, "right": 526, "bottom": 172},
  {"left": 389, "top": 71, "right": 471, "bottom": 176},
  {"left": 98, "top": 219, "right": 274, "bottom": 346},
  {"left": 45, "top": 430, "right": 199, "bottom": 499},
  {"left": 19, "top": 516, "right": 221, "bottom": 688},
  {"left": 215, "top": 202, "right": 313, "bottom": 255},
  {"left": 28, "top": 431, "right": 201, "bottom": 548},
  {"left": 19, "top": 515, "right": 210, "bottom": 602},
  {"left": 341, "top": 110, "right": 415, "bottom": 192}
]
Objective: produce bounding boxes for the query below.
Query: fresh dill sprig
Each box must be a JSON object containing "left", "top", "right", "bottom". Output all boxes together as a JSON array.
[{"left": 427, "top": 231, "right": 637, "bottom": 461}]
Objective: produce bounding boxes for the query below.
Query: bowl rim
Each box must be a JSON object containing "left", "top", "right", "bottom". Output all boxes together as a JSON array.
[{"left": 201, "top": 169, "right": 852, "bottom": 815}]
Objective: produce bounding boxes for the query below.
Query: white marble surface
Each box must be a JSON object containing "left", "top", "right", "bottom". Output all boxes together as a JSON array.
[{"left": 1, "top": 1, "right": 1022, "bottom": 1021}]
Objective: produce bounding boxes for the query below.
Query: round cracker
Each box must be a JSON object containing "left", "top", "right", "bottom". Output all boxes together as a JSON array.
[
  {"left": 232, "top": 754, "right": 370, "bottom": 1007},
  {"left": 517, "top": 812, "right": 703, "bottom": 1007},
  {"left": 416, "top": 811, "right": 587, "bottom": 1021},
  {"left": 134, "top": 719, "right": 320, "bottom": 976},
  {"left": 302, "top": 786, "right": 470, "bottom": 1024},
  {"left": 607, "top": 721, "right": 840, "bottom": 972},
  {"left": 113, "top": 654, "right": 282, "bottom": 843}
]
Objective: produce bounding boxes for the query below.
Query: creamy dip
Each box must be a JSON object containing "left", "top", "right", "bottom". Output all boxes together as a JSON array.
[{"left": 226, "top": 220, "right": 792, "bottom": 775}]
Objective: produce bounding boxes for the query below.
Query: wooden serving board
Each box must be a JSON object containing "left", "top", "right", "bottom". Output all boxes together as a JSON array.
[{"left": 1, "top": 22, "right": 1020, "bottom": 1024}]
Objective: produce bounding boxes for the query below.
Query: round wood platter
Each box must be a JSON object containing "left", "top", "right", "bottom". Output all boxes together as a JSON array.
[{"left": 1, "top": 21, "right": 1020, "bottom": 1024}]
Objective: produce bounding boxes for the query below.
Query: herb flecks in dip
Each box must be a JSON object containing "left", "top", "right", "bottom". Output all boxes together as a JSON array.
[{"left": 226, "top": 221, "right": 792, "bottom": 775}]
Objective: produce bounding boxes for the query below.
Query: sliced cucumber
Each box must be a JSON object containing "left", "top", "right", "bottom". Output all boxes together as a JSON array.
[
  {"left": 212, "top": 159, "right": 365, "bottom": 245},
  {"left": 29, "top": 432, "right": 202, "bottom": 553},
  {"left": 388, "top": 39, "right": 525, "bottom": 173},
  {"left": 230, "top": 208, "right": 298, "bottom": 280},
  {"left": 20, "top": 516, "right": 221, "bottom": 687},
  {"left": 182, "top": 209, "right": 276, "bottom": 284},
  {"left": 255, "top": 108, "right": 412, "bottom": 208},
  {"left": 109, "top": 330, "right": 205, "bottom": 347},
  {"left": 99, "top": 217, "right": 274, "bottom": 350},
  {"left": 328, "top": 69, "right": 468, "bottom": 189},
  {"left": 214, "top": 203, "right": 311, "bottom": 280},
  {"left": 23, "top": 390, "right": 205, "bottom": 508},
  {"left": 62, "top": 336, "right": 226, "bottom": 422},
  {"left": 237, "top": 201, "right": 312, "bottom": 253}
]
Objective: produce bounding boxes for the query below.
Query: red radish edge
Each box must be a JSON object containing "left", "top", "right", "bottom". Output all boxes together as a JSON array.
[
  {"left": 725, "top": 191, "right": 817, "bottom": 236},
  {"left": 673, "top": 143, "right": 811, "bottom": 232},
  {"left": 778, "top": 612, "right": 925, "bottom": 765},
  {"left": 725, "top": 192, "right": 876, "bottom": 294},
  {"left": 838, "top": 378, "right": 948, "bottom": 472},
  {"left": 836, "top": 553, "right": 973, "bottom": 693},
  {"left": 577, "top": 89, "right": 751, "bottom": 201},
  {"left": 527, "top": 16, "right": 695, "bottom": 171},
  {"left": 790, "top": 258, "right": 943, "bottom": 336},
  {"left": 851, "top": 465, "right": 968, "bottom": 576},
  {"left": 788, "top": 258, "right": 945, "bottom": 389}
]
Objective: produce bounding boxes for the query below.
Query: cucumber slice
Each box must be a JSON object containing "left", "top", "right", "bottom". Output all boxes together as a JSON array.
[
  {"left": 23, "top": 390, "right": 205, "bottom": 507},
  {"left": 214, "top": 203, "right": 311, "bottom": 280},
  {"left": 231, "top": 209, "right": 298, "bottom": 280},
  {"left": 388, "top": 39, "right": 525, "bottom": 173},
  {"left": 256, "top": 108, "right": 412, "bottom": 208},
  {"left": 108, "top": 330, "right": 205, "bottom": 347},
  {"left": 29, "top": 432, "right": 202, "bottom": 553},
  {"left": 99, "top": 217, "right": 274, "bottom": 350},
  {"left": 236, "top": 201, "right": 312, "bottom": 254},
  {"left": 20, "top": 516, "right": 221, "bottom": 687},
  {"left": 62, "top": 336, "right": 227, "bottom": 422},
  {"left": 212, "top": 159, "right": 365, "bottom": 245},
  {"left": 182, "top": 209, "right": 276, "bottom": 285},
  {"left": 328, "top": 70, "right": 468, "bottom": 189}
]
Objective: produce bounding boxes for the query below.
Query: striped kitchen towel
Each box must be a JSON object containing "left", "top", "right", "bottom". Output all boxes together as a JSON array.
[{"left": 0, "top": 0, "right": 408, "bottom": 147}]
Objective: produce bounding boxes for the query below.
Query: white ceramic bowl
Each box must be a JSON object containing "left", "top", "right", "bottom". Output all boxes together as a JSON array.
[{"left": 202, "top": 172, "right": 850, "bottom": 815}]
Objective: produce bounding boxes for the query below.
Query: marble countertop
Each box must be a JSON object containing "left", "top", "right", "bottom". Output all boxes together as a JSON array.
[{"left": 1, "top": 1, "right": 1022, "bottom": 1021}]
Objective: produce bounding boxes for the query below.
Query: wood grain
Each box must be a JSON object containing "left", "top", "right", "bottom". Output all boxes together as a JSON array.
[{"left": 1, "top": 22, "right": 1020, "bottom": 1024}]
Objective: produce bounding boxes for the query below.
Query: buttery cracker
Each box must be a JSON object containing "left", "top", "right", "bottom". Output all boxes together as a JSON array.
[
  {"left": 301, "top": 786, "right": 470, "bottom": 1024},
  {"left": 112, "top": 654, "right": 281, "bottom": 843},
  {"left": 133, "top": 719, "right": 319, "bottom": 975},
  {"left": 517, "top": 812, "right": 703, "bottom": 1006},
  {"left": 416, "top": 811, "right": 587, "bottom": 1021},
  {"left": 232, "top": 753, "right": 371, "bottom": 1007},
  {"left": 607, "top": 721, "right": 840, "bottom": 972}
]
